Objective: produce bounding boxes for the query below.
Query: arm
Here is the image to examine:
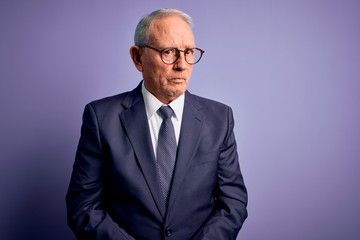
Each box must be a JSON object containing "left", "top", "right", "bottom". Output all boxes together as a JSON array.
[
  {"left": 193, "top": 107, "right": 248, "bottom": 240},
  {"left": 66, "top": 104, "right": 135, "bottom": 240}
]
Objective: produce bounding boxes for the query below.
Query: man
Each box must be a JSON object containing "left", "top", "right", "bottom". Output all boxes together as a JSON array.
[{"left": 66, "top": 8, "right": 247, "bottom": 240}]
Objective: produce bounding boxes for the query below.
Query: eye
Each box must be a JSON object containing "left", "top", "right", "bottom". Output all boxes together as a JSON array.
[
  {"left": 163, "top": 49, "right": 175, "bottom": 55},
  {"left": 185, "top": 49, "right": 194, "bottom": 55}
]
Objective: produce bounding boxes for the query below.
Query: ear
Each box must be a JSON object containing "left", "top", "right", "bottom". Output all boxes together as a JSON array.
[{"left": 130, "top": 46, "right": 144, "bottom": 72}]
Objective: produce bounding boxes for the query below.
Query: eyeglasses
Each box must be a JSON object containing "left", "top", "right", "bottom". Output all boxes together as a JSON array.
[{"left": 143, "top": 45, "right": 205, "bottom": 65}]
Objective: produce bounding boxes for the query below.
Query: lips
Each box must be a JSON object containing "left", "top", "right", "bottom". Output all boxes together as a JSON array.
[{"left": 168, "top": 77, "right": 186, "bottom": 81}]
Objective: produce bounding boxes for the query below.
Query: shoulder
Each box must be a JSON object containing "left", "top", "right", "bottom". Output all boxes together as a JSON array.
[
  {"left": 185, "top": 91, "right": 232, "bottom": 113},
  {"left": 185, "top": 91, "right": 235, "bottom": 128},
  {"left": 89, "top": 92, "right": 128, "bottom": 108},
  {"left": 86, "top": 83, "right": 143, "bottom": 114},
  {"left": 84, "top": 92, "right": 127, "bottom": 117}
]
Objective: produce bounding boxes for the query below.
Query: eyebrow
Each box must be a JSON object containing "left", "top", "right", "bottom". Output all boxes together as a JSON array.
[{"left": 158, "top": 45, "right": 196, "bottom": 49}]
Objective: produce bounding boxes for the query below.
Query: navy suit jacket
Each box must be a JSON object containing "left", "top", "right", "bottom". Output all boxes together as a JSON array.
[{"left": 66, "top": 82, "right": 247, "bottom": 239}]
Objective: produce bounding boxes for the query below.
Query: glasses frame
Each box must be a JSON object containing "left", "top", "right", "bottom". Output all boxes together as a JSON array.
[{"left": 143, "top": 45, "right": 205, "bottom": 65}]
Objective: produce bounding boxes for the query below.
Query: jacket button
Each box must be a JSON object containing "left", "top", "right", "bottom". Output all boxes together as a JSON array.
[{"left": 165, "top": 227, "right": 172, "bottom": 237}]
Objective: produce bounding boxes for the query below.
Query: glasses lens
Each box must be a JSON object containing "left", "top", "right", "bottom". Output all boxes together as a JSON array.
[
  {"left": 161, "top": 48, "right": 204, "bottom": 64},
  {"left": 185, "top": 48, "right": 202, "bottom": 64},
  {"left": 161, "top": 48, "right": 177, "bottom": 64}
]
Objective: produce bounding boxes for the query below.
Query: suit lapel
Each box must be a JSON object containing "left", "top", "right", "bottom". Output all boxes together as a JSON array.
[
  {"left": 119, "top": 84, "right": 166, "bottom": 219},
  {"left": 168, "top": 92, "right": 204, "bottom": 208}
]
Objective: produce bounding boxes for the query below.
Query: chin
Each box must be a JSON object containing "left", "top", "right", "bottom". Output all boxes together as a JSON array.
[
  {"left": 173, "top": 88, "right": 186, "bottom": 97},
  {"left": 164, "top": 90, "right": 184, "bottom": 102}
]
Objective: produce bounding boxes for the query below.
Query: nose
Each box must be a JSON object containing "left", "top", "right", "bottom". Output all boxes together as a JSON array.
[{"left": 173, "top": 52, "right": 187, "bottom": 71}]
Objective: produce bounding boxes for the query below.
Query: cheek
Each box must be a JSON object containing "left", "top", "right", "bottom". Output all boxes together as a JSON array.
[
  {"left": 143, "top": 63, "right": 161, "bottom": 79},
  {"left": 154, "top": 67, "right": 172, "bottom": 81},
  {"left": 187, "top": 68, "right": 193, "bottom": 78},
  {"left": 144, "top": 60, "right": 168, "bottom": 78},
  {"left": 150, "top": 69, "right": 165, "bottom": 83}
]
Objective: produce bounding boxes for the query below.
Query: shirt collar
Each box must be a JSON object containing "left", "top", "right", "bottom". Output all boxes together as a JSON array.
[{"left": 141, "top": 81, "right": 184, "bottom": 120}]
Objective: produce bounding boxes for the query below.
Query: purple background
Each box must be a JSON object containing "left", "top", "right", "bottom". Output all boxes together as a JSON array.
[{"left": 1, "top": 0, "right": 359, "bottom": 239}]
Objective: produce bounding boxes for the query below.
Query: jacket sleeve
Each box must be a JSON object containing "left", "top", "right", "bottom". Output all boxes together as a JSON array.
[
  {"left": 192, "top": 107, "right": 248, "bottom": 240},
  {"left": 66, "top": 104, "right": 135, "bottom": 240}
]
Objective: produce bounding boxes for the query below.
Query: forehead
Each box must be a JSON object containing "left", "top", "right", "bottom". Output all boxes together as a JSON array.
[{"left": 148, "top": 15, "right": 195, "bottom": 47}]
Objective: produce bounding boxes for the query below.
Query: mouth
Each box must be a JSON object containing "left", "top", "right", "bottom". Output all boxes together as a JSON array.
[{"left": 168, "top": 77, "right": 186, "bottom": 82}]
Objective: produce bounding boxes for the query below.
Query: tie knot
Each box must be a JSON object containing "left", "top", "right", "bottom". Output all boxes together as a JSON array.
[{"left": 158, "top": 106, "right": 174, "bottom": 119}]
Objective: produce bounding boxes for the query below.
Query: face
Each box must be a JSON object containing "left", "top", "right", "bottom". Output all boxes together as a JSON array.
[{"left": 130, "top": 15, "right": 195, "bottom": 103}]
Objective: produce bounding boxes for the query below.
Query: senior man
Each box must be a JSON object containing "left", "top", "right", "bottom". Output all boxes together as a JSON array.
[{"left": 66, "top": 8, "right": 247, "bottom": 240}]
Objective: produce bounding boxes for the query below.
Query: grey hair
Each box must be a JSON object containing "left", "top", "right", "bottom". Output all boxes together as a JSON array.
[{"left": 134, "top": 8, "right": 193, "bottom": 47}]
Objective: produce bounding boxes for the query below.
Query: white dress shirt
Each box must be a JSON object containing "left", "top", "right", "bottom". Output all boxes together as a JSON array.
[{"left": 141, "top": 82, "right": 184, "bottom": 157}]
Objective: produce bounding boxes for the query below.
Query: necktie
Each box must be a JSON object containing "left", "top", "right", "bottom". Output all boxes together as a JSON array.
[{"left": 156, "top": 106, "right": 177, "bottom": 204}]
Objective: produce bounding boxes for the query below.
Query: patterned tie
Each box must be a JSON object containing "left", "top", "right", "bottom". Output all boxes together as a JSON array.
[{"left": 156, "top": 106, "right": 177, "bottom": 204}]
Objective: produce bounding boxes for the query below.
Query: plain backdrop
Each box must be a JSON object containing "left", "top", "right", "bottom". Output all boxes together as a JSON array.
[{"left": 1, "top": 0, "right": 359, "bottom": 239}]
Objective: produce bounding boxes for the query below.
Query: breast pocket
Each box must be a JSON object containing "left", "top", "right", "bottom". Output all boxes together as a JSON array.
[{"left": 190, "top": 149, "right": 220, "bottom": 167}]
